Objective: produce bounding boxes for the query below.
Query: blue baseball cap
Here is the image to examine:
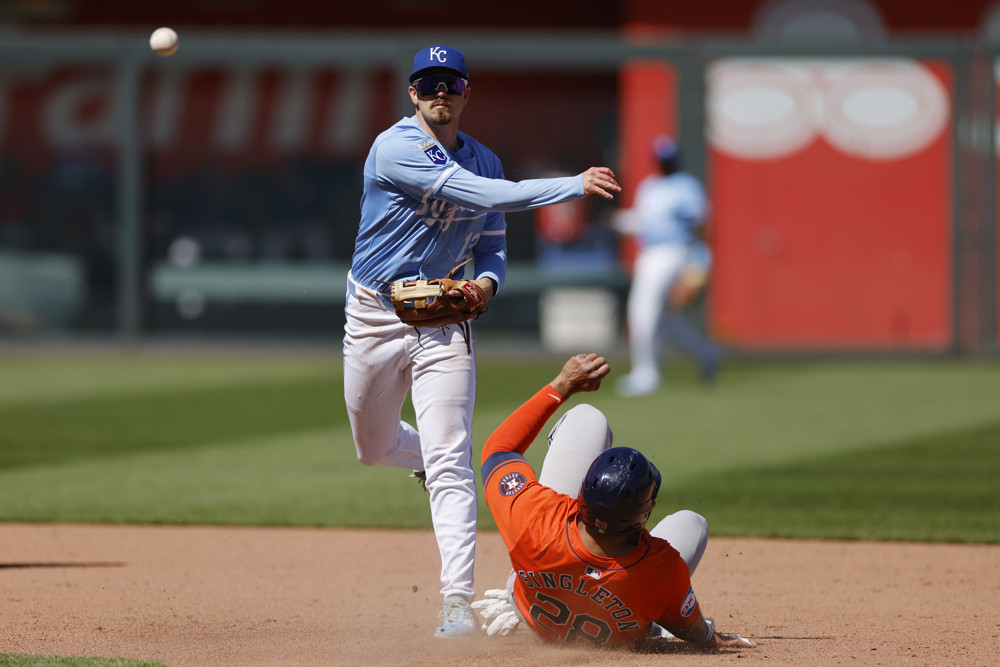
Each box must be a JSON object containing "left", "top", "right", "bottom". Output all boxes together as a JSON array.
[
  {"left": 652, "top": 135, "right": 679, "bottom": 161},
  {"left": 409, "top": 45, "right": 469, "bottom": 83}
]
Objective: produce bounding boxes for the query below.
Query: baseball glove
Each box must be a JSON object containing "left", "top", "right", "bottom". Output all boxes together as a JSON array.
[{"left": 389, "top": 261, "right": 488, "bottom": 328}]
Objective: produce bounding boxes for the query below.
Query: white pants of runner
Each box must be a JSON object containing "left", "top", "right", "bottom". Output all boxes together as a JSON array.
[
  {"left": 626, "top": 242, "right": 717, "bottom": 388},
  {"left": 343, "top": 282, "right": 477, "bottom": 602}
]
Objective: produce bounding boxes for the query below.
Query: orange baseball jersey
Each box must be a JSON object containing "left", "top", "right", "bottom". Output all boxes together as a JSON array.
[{"left": 481, "top": 385, "right": 700, "bottom": 648}]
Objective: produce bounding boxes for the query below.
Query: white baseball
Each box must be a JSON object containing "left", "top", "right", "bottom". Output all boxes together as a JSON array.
[{"left": 149, "top": 27, "right": 179, "bottom": 57}]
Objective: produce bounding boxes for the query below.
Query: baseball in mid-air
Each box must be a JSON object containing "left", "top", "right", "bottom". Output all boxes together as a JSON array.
[{"left": 149, "top": 27, "right": 179, "bottom": 57}]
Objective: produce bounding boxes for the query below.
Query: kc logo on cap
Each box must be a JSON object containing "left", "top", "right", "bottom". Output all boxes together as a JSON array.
[
  {"left": 428, "top": 46, "right": 448, "bottom": 64},
  {"left": 410, "top": 45, "right": 469, "bottom": 82}
]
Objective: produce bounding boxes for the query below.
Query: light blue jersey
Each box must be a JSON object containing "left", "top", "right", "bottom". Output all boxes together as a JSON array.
[
  {"left": 350, "top": 115, "right": 584, "bottom": 294},
  {"left": 633, "top": 171, "right": 708, "bottom": 248}
]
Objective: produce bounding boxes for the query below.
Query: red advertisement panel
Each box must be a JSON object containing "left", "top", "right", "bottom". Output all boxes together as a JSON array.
[
  {"left": 618, "top": 61, "right": 677, "bottom": 269},
  {"left": 707, "top": 58, "right": 953, "bottom": 349},
  {"left": 0, "top": 65, "right": 613, "bottom": 176},
  {"left": 0, "top": 64, "right": 398, "bottom": 173}
]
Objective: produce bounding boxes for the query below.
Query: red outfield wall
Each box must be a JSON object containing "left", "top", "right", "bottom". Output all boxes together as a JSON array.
[
  {"left": 707, "top": 60, "right": 953, "bottom": 350},
  {"left": 620, "top": 58, "right": 954, "bottom": 351}
]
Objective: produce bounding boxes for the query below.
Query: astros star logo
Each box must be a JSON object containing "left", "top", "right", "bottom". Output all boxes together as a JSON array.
[{"left": 499, "top": 472, "right": 527, "bottom": 497}]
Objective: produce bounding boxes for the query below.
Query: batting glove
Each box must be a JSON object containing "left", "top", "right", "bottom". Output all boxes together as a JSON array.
[{"left": 470, "top": 589, "right": 521, "bottom": 637}]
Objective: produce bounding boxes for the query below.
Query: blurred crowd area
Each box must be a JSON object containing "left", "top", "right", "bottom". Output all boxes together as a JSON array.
[
  {"left": 0, "top": 152, "right": 359, "bottom": 265},
  {"left": 0, "top": 147, "right": 620, "bottom": 333},
  {"left": 0, "top": 150, "right": 616, "bottom": 264},
  {"left": 146, "top": 157, "right": 362, "bottom": 265},
  {"left": 0, "top": 152, "right": 114, "bottom": 259}
]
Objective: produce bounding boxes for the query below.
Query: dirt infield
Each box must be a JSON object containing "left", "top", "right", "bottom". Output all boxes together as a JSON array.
[{"left": 1, "top": 523, "right": 997, "bottom": 666}]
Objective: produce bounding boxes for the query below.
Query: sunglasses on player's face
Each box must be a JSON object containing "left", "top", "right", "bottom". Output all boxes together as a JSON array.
[{"left": 413, "top": 74, "right": 468, "bottom": 96}]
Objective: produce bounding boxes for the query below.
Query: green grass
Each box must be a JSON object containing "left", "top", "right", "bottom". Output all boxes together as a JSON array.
[
  {"left": 0, "top": 375, "right": 341, "bottom": 468},
  {"left": 661, "top": 420, "right": 1000, "bottom": 542},
  {"left": 0, "top": 352, "right": 998, "bottom": 542},
  {"left": 0, "top": 656, "right": 164, "bottom": 666}
]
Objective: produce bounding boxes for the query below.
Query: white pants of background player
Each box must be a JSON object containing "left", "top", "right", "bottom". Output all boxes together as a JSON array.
[
  {"left": 624, "top": 243, "right": 718, "bottom": 394},
  {"left": 343, "top": 281, "right": 477, "bottom": 603},
  {"left": 504, "top": 403, "right": 709, "bottom": 602}
]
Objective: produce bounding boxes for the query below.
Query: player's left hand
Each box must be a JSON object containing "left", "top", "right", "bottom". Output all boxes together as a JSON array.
[
  {"left": 471, "top": 589, "right": 521, "bottom": 637},
  {"left": 389, "top": 277, "right": 487, "bottom": 328},
  {"left": 551, "top": 353, "right": 610, "bottom": 398}
]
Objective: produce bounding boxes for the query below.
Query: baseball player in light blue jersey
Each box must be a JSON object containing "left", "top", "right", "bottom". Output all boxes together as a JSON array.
[
  {"left": 342, "top": 44, "right": 621, "bottom": 638},
  {"left": 616, "top": 135, "right": 720, "bottom": 397}
]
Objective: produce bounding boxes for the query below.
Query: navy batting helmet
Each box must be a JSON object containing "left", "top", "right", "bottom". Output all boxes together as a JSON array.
[
  {"left": 578, "top": 447, "right": 661, "bottom": 537},
  {"left": 652, "top": 134, "right": 681, "bottom": 173},
  {"left": 652, "top": 134, "right": 679, "bottom": 162}
]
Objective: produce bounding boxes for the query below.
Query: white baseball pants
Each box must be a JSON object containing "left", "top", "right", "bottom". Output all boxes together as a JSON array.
[
  {"left": 343, "top": 283, "right": 478, "bottom": 602},
  {"left": 626, "top": 243, "right": 718, "bottom": 390}
]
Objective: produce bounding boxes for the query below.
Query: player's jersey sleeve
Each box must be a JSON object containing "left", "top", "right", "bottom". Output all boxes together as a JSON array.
[
  {"left": 483, "top": 455, "right": 543, "bottom": 551},
  {"left": 375, "top": 129, "right": 460, "bottom": 201},
  {"left": 376, "top": 123, "right": 584, "bottom": 213},
  {"left": 463, "top": 138, "right": 508, "bottom": 291},
  {"left": 471, "top": 226, "right": 506, "bottom": 292},
  {"left": 657, "top": 584, "right": 702, "bottom": 632},
  {"left": 438, "top": 168, "right": 584, "bottom": 212},
  {"left": 481, "top": 384, "right": 568, "bottom": 551},
  {"left": 481, "top": 385, "right": 566, "bottom": 465},
  {"left": 648, "top": 545, "right": 701, "bottom": 632}
]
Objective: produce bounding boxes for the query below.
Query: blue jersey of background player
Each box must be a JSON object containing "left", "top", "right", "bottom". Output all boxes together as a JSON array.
[
  {"left": 342, "top": 44, "right": 621, "bottom": 639},
  {"left": 632, "top": 160, "right": 708, "bottom": 249}
]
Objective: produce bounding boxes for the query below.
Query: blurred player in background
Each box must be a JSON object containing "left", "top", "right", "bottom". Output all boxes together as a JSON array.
[
  {"left": 615, "top": 135, "right": 721, "bottom": 397},
  {"left": 473, "top": 353, "right": 756, "bottom": 650},
  {"left": 342, "top": 45, "right": 621, "bottom": 638}
]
